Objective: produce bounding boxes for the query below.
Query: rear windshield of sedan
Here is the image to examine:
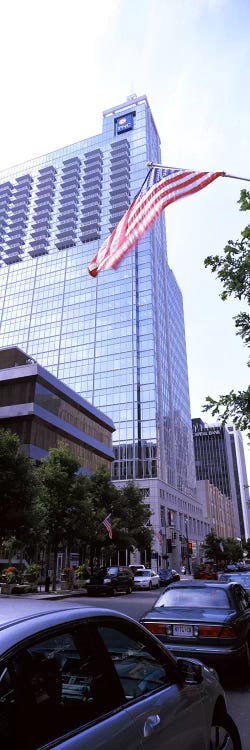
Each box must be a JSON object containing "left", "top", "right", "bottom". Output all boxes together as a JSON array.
[
  {"left": 135, "top": 570, "right": 152, "bottom": 577},
  {"left": 155, "top": 587, "right": 230, "bottom": 608}
]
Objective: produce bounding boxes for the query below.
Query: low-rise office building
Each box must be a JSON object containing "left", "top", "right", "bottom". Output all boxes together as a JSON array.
[
  {"left": 196, "top": 479, "right": 236, "bottom": 539},
  {"left": 0, "top": 346, "right": 115, "bottom": 472}
]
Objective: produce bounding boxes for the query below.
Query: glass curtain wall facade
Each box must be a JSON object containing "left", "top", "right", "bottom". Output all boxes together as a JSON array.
[{"left": 0, "top": 95, "right": 201, "bottom": 560}]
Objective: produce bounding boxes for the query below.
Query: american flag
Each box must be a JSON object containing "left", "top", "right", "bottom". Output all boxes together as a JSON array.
[
  {"left": 102, "top": 513, "right": 112, "bottom": 540},
  {"left": 88, "top": 166, "right": 224, "bottom": 277},
  {"left": 156, "top": 531, "right": 164, "bottom": 547}
]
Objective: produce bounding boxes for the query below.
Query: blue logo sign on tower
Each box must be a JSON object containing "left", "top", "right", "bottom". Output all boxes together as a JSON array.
[{"left": 116, "top": 113, "right": 134, "bottom": 134}]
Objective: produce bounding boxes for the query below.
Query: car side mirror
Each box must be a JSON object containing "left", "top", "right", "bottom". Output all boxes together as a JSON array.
[{"left": 177, "top": 658, "right": 203, "bottom": 685}]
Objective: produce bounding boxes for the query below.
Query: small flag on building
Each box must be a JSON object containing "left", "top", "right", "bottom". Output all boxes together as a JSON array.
[
  {"left": 102, "top": 513, "right": 112, "bottom": 540},
  {"left": 88, "top": 166, "right": 224, "bottom": 277},
  {"left": 157, "top": 531, "right": 164, "bottom": 546}
]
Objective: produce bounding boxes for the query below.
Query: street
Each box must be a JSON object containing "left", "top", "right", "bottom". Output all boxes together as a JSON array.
[{"left": 3, "top": 589, "right": 250, "bottom": 749}]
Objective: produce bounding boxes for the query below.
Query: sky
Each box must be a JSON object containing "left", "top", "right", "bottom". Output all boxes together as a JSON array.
[{"left": 0, "top": 0, "right": 249, "bottom": 477}]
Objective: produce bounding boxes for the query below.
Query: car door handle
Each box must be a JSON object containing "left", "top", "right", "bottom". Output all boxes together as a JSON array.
[{"left": 143, "top": 714, "right": 161, "bottom": 737}]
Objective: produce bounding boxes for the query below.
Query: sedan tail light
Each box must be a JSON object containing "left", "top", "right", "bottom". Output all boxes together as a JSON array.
[
  {"left": 198, "top": 625, "right": 237, "bottom": 639},
  {"left": 143, "top": 622, "right": 166, "bottom": 635}
]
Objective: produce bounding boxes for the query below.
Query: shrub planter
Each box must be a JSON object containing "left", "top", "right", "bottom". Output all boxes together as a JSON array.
[
  {"left": 61, "top": 581, "right": 71, "bottom": 590},
  {"left": 1, "top": 583, "right": 15, "bottom": 595}
]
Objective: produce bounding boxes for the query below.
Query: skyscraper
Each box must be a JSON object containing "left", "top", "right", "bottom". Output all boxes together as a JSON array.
[
  {"left": 192, "top": 418, "right": 250, "bottom": 541},
  {"left": 0, "top": 95, "right": 208, "bottom": 564}
]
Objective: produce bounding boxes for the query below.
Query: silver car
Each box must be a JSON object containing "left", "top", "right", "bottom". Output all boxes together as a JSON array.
[
  {"left": 133, "top": 568, "right": 160, "bottom": 590},
  {"left": 0, "top": 603, "right": 241, "bottom": 749}
]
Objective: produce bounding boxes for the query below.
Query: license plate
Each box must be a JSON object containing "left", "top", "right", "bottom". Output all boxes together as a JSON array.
[{"left": 173, "top": 625, "right": 193, "bottom": 637}]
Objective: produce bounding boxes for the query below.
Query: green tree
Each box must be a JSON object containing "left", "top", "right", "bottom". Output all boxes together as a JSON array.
[
  {"left": 223, "top": 537, "right": 243, "bottom": 564},
  {"left": 0, "top": 428, "right": 41, "bottom": 554},
  {"left": 202, "top": 530, "right": 243, "bottom": 565},
  {"left": 81, "top": 468, "right": 153, "bottom": 569},
  {"left": 244, "top": 538, "right": 250, "bottom": 558},
  {"left": 115, "top": 482, "right": 153, "bottom": 554},
  {"left": 203, "top": 189, "right": 250, "bottom": 438},
  {"left": 38, "top": 443, "right": 82, "bottom": 590},
  {"left": 202, "top": 531, "right": 225, "bottom": 564}
]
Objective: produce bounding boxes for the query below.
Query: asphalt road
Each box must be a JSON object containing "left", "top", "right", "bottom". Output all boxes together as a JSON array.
[{"left": 2, "top": 588, "right": 249, "bottom": 749}]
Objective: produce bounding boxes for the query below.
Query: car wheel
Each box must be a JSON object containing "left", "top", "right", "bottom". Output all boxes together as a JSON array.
[
  {"left": 148, "top": 582, "right": 152, "bottom": 590},
  {"left": 210, "top": 713, "right": 242, "bottom": 750}
]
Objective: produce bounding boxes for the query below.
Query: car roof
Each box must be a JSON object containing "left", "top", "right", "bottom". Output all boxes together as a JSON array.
[
  {"left": 0, "top": 605, "right": 134, "bottom": 657},
  {"left": 166, "top": 581, "right": 234, "bottom": 589}
]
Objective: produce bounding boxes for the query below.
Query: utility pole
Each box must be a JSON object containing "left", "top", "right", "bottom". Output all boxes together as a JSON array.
[{"left": 185, "top": 517, "right": 191, "bottom": 574}]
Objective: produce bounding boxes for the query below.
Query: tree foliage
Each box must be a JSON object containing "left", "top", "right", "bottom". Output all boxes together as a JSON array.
[
  {"left": 0, "top": 434, "right": 154, "bottom": 582},
  {"left": 202, "top": 530, "right": 243, "bottom": 565},
  {"left": 0, "top": 428, "right": 41, "bottom": 546},
  {"left": 203, "top": 189, "right": 250, "bottom": 438}
]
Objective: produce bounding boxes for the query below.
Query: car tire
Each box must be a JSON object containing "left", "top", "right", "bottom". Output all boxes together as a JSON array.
[{"left": 210, "top": 713, "right": 242, "bottom": 750}]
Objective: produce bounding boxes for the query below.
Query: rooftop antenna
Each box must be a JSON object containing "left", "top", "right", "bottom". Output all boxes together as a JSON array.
[{"left": 127, "top": 83, "right": 137, "bottom": 102}]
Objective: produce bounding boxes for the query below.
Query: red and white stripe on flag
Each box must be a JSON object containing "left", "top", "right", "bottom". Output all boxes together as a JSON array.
[
  {"left": 88, "top": 167, "right": 224, "bottom": 277},
  {"left": 102, "top": 514, "right": 112, "bottom": 540}
]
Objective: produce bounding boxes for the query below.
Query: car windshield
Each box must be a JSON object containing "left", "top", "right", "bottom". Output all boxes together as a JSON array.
[
  {"left": 135, "top": 570, "right": 151, "bottom": 577},
  {"left": 107, "top": 567, "right": 118, "bottom": 575},
  {"left": 155, "top": 587, "right": 230, "bottom": 609}
]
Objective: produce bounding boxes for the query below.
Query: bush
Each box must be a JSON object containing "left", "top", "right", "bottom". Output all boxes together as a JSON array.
[
  {"left": 75, "top": 564, "right": 89, "bottom": 580},
  {"left": 2, "top": 567, "right": 18, "bottom": 583},
  {"left": 24, "top": 563, "right": 41, "bottom": 581}
]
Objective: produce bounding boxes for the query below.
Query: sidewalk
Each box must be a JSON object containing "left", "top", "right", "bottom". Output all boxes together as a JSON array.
[{"left": 28, "top": 585, "right": 88, "bottom": 600}]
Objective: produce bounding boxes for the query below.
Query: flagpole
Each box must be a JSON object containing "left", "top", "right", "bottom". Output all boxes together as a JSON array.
[{"left": 147, "top": 162, "right": 250, "bottom": 183}]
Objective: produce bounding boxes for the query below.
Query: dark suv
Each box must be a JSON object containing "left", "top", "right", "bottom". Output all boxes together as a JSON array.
[{"left": 86, "top": 566, "right": 134, "bottom": 596}]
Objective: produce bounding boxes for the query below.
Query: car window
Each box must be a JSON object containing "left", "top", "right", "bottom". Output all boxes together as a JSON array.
[
  {"left": 155, "top": 587, "right": 230, "bottom": 608},
  {"left": 96, "top": 621, "right": 173, "bottom": 702},
  {"left": 0, "top": 663, "right": 15, "bottom": 746},
  {"left": 233, "top": 585, "right": 250, "bottom": 611},
  {"left": 136, "top": 570, "right": 151, "bottom": 577},
  {"left": 3, "top": 624, "right": 120, "bottom": 750}
]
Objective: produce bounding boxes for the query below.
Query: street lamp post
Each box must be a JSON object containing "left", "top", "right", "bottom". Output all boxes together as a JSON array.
[{"left": 185, "top": 517, "right": 191, "bottom": 574}]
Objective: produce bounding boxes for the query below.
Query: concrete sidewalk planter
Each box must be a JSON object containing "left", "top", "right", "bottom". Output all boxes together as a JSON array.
[
  {"left": 1, "top": 567, "right": 18, "bottom": 594},
  {"left": 60, "top": 567, "right": 75, "bottom": 590},
  {"left": 73, "top": 564, "right": 90, "bottom": 590}
]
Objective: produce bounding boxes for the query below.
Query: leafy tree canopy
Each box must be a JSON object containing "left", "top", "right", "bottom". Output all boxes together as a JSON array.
[
  {"left": 0, "top": 428, "right": 41, "bottom": 544},
  {"left": 202, "top": 530, "right": 243, "bottom": 564},
  {"left": 203, "top": 189, "right": 250, "bottom": 438}
]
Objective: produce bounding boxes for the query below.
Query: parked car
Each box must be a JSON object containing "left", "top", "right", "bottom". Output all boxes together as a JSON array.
[
  {"left": 139, "top": 580, "right": 250, "bottom": 677},
  {"left": 158, "top": 568, "right": 180, "bottom": 587},
  {"left": 0, "top": 603, "right": 242, "bottom": 749},
  {"left": 219, "top": 571, "right": 250, "bottom": 595},
  {"left": 133, "top": 568, "right": 159, "bottom": 590},
  {"left": 86, "top": 566, "right": 134, "bottom": 596}
]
